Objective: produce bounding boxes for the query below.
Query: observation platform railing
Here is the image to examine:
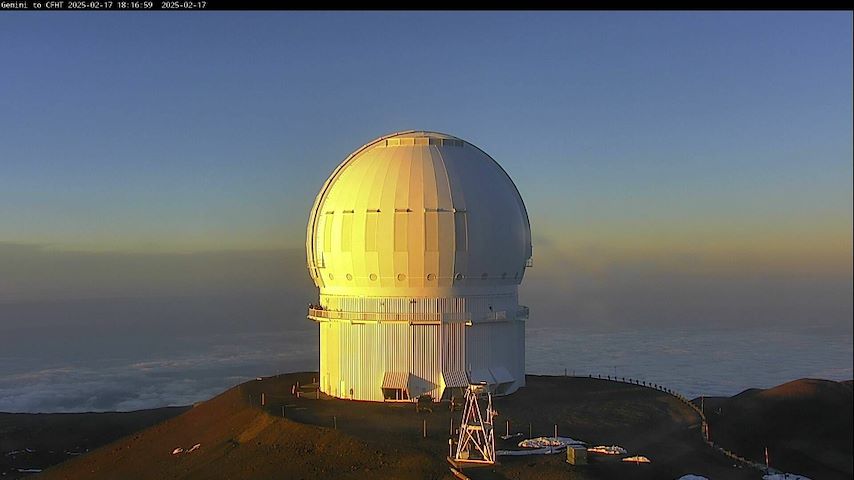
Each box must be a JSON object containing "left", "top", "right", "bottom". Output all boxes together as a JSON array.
[{"left": 308, "top": 305, "right": 530, "bottom": 325}]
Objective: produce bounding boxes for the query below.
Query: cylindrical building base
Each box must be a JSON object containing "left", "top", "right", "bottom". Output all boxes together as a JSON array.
[{"left": 317, "top": 319, "right": 525, "bottom": 402}]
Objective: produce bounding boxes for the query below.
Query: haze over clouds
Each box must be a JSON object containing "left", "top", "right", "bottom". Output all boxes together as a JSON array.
[{"left": 1, "top": 242, "right": 850, "bottom": 332}]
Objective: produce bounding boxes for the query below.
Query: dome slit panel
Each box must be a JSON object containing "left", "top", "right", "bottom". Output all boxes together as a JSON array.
[
  {"left": 346, "top": 144, "right": 378, "bottom": 285},
  {"left": 421, "top": 145, "right": 439, "bottom": 209},
  {"left": 427, "top": 145, "right": 448, "bottom": 287},
  {"left": 413, "top": 145, "right": 436, "bottom": 286},
  {"left": 407, "top": 147, "right": 426, "bottom": 284},
  {"left": 377, "top": 147, "right": 405, "bottom": 278},
  {"left": 312, "top": 214, "right": 327, "bottom": 287},
  {"left": 389, "top": 146, "right": 411, "bottom": 286},
  {"left": 373, "top": 147, "right": 398, "bottom": 286},
  {"left": 370, "top": 146, "right": 398, "bottom": 285},
  {"left": 442, "top": 150, "right": 474, "bottom": 285},
  {"left": 334, "top": 152, "right": 366, "bottom": 285},
  {"left": 431, "top": 145, "right": 453, "bottom": 211},
  {"left": 439, "top": 147, "right": 466, "bottom": 285},
  {"left": 323, "top": 211, "right": 335, "bottom": 273},
  {"left": 341, "top": 210, "right": 354, "bottom": 262},
  {"left": 346, "top": 149, "right": 373, "bottom": 276},
  {"left": 392, "top": 144, "right": 411, "bottom": 209},
  {"left": 460, "top": 150, "right": 491, "bottom": 278}
]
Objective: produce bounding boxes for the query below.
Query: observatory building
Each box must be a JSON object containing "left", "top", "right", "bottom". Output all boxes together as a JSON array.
[{"left": 306, "top": 131, "right": 532, "bottom": 402}]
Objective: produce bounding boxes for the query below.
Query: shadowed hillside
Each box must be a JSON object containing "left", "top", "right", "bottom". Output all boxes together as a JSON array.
[
  {"left": 34, "top": 372, "right": 760, "bottom": 480},
  {"left": 696, "top": 378, "right": 853, "bottom": 479},
  {"left": 36, "top": 372, "right": 443, "bottom": 480},
  {"left": 0, "top": 407, "right": 188, "bottom": 479}
]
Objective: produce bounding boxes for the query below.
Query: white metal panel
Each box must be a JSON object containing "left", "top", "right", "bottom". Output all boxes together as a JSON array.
[
  {"left": 318, "top": 317, "right": 526, "bottom": 401},
  {"left": 490, "top": 366, "right": 515, "bottom": 385},
  {"left": 410, "top": 324, "right": 441, "bottom": 399},
  {"left": 469, "top": 368, "right": 495, "bottom": 385},
  {"left": 442, "top": 370, "right": 470, "bottom": 388},
  {"left": 382, "top": 371, "right": 409, "bottom": 389}
]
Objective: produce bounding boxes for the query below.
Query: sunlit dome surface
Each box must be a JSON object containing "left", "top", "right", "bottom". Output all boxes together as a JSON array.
[
  {"left": 306, "top": 130, "right": 532, "bottom": 294},
  {"left": 306, "top": 131, "right": 531, "bottom": 401}
]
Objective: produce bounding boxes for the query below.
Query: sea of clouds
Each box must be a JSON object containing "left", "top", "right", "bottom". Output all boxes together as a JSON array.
[
  {"left": 1, "top": 316, "right": 851, "bottom": 412},
  {"left": 0, "top": 330, "right": 318, "bottom": 412}
]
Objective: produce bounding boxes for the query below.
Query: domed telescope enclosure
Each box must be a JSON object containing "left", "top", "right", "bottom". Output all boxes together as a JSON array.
[{"left": 306, "top": 131, "right": 532, "bottom": 402}]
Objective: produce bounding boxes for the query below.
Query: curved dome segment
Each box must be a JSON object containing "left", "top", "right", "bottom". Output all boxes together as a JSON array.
[{"left": 306, "top": 131, "right": 532, "bottom": 293}]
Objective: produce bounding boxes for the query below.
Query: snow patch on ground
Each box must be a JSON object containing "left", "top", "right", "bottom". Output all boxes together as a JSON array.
[
  {"left": 622, "top": 455, "right": 651, "bottom": 463},
  {"left": 518, "top": 436, "right": 585, "bottom": 449},
  {"left": 588, "top": 445, "right": 627, "bottom": 455}
]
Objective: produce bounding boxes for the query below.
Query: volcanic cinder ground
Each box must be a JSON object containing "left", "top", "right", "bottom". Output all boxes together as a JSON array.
[{"left": 4, "top": 373, "right": 851, "bottom": 480}]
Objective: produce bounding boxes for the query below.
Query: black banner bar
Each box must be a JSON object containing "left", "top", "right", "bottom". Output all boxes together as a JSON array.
[{"left": 1, "top": 2, "right": 850, "bottom": 10}]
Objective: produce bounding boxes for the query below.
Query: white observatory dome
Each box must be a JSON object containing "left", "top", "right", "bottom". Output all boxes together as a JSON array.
[
  {"left": 306, "top": 131, "right": 531, "bottom": 402},
  {"left": 306, "top": 131, "right": 532, "bottom": 295}
]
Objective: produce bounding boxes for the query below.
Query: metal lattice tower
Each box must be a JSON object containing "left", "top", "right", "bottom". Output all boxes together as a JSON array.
[{"left": 454, "top": 383, "right": 496, "bottom": 465}]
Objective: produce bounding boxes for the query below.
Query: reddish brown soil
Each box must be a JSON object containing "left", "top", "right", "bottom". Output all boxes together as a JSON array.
[
  {"left": 696, "top": 378, "right": 853, "bottom": 480},
  {"left": 36, "top": 372, "right": 444, "bottom": 480},
  {"left": 34, "top": 373, "right": 763, "bottom": 480}
]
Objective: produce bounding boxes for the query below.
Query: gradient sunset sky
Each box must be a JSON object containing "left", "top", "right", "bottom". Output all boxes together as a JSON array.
[{"left": 1, "top": 12, "right": 851, "bottom": 330}]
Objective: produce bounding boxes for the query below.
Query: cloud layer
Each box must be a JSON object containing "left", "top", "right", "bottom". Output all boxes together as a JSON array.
[{"left": 0, "top": 330, "right": 318, "bottom": 412}]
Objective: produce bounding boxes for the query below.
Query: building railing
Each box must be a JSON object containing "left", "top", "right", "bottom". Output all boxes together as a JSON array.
[
  {"left": 308, "top": 307, "right": 463, "bottom": 324},
  {"left": 308, "top": 306, "right": 529, "bottom": 324}
]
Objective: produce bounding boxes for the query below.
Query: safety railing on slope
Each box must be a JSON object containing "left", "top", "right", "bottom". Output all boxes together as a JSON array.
[{"left": 585, "top": 373, "right": 774, "bottom": 474}]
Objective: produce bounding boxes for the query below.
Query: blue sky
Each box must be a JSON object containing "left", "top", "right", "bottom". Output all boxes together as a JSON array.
[{"left": 0, "top": 11, "right": 851, "bottom": 329}]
